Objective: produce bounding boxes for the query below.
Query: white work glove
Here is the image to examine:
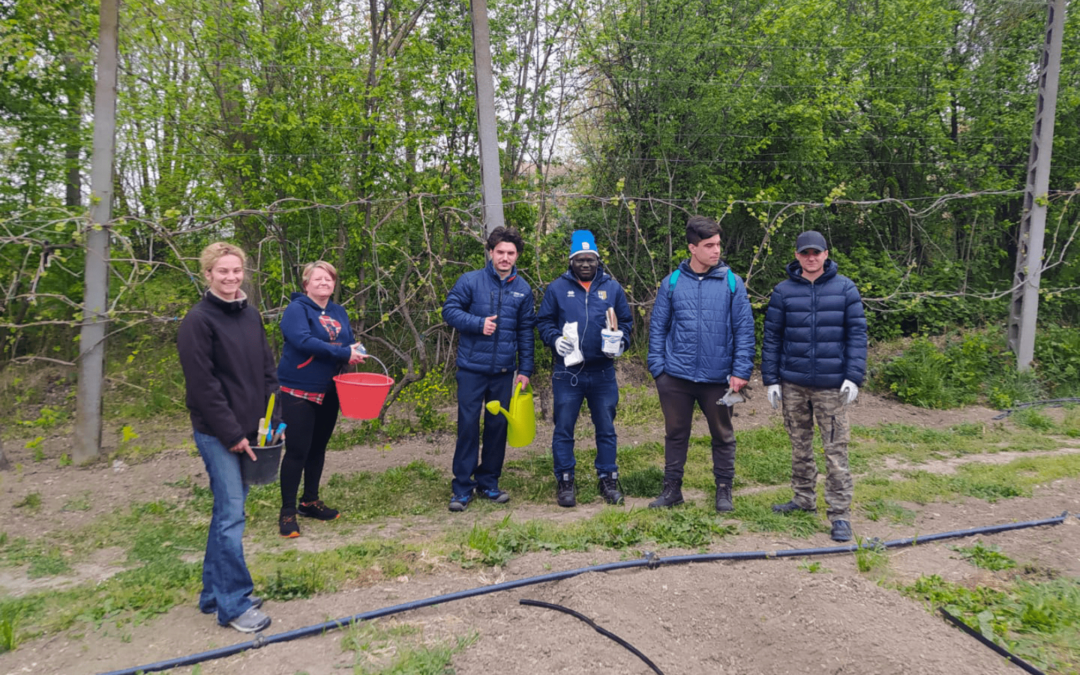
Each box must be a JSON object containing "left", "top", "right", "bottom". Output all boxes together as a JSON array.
[
  {"left": 767, "top": 384, "right": 782, "bottom": 409},
  {"left": 840, "top": 379, "right": 858, "bottom": 405},
  {"left": 555, "top": 336, "right": 574, "bottom": 357}
]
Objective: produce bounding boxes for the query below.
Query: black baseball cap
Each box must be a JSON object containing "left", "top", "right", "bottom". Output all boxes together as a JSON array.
[{"left": 796, "top": 230, "right": 828, "bottom": 253}]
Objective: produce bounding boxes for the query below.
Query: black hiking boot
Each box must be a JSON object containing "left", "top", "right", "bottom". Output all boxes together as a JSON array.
[
  {"left": 715, "top": 483, "right": 734, "bottom": 513},
  {"left": 831, "top": 519, "right": 853, "bottom": 542},
  {"left": 772, "top": 500, "right": 817, "bottom": 514},
  {"left": 556, "top": 473, "right": 576, "bottom": 508},
  {"left": 648, "top": 479, "right": 684, "bottom": 509},
  {"left": 597, "top": 472, "right": 624, "bottom": 505}
]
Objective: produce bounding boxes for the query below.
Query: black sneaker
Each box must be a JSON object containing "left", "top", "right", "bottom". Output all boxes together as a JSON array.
[
  {"left": 648, "top": 479, "right": 684, "bottom": 508},
  {"left": 772, "top": 500, "right": 816, "bottom": 514},
  {"left": 597, "top": 473, "right": 624, "bottom": 505},
  {"left": 556, "top": 473, "right": 576, "bottom": 508},
  {"left": 298, "top": 500, "right": 340, "bottom": 521},
  {"left": 480, "top": 488, "right": 510, "bottom": 503},
  {"left": 715, "top": 483, "right": 733, "bottom": 513},
  {"left": 279, "top": 509, "right": 300, "bottom": 538},
  {"left": 449, "top": 492, "right": 473, "bottom": 512},
  {"left": 831, "top": 519, "right": 853, "bottom": 542}
]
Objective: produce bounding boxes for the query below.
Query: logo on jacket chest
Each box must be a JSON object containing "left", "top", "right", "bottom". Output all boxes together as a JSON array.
[
  {"left": 598, "top": 290, "right": 607, "bottom": 300},
  {"left": 567, "top": 290, "right": 575, "bottom": 298},
  {"left": 319, "top": 314, "right": 342, "bottom": 341}
]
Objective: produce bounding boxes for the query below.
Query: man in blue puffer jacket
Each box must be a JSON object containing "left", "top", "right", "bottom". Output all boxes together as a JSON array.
[
  {"left": 442, "top": 227, "right": 535, "bottom": 512},
  {"left": 761, "top": 230, "right": 867, "bottom": 542},
  {"left": 537, "top": 230, "right": 633, "bottom": 508},
  {"left": 648, "top": 216, "right": 755, "bottom": 512}
]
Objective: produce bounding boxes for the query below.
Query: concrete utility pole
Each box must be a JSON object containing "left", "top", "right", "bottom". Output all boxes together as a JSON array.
[
  {"left": 469, "top": 0, "right": 506, "bottom": 237},
  {"left": 1008, "top": 0, "right": 1066, "bottom": 371},
  {"left": 75, "top": 0, "right": 119, "bottom": 462}
]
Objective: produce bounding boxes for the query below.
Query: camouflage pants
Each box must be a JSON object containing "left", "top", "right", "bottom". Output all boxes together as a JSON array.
[{"left": 781, "top": 382, "right": 852, "bottom": 521}]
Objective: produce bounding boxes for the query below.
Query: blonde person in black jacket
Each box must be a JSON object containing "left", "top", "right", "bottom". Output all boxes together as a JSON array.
[{"left": 177, "top": 242, "right": 276, "bottom": 634}]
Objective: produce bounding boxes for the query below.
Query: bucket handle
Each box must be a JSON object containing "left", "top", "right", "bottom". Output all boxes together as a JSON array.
[{"left": 346, "top": 353, "right": 390, "bottom": 378}]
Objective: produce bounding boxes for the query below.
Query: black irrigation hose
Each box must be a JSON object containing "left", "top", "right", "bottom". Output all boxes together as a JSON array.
[
  {"left": 992, "top": 397, "right": 1080, "bottom": 420},
  {"left": 519, "top": 599, "right": 664, "bottom": 675},
  {"left": 938, "top": 608, "right": 1045, "bottom": 675},
  {"left": 99, "top": 511, "right": 1072, "bottom": 675}
]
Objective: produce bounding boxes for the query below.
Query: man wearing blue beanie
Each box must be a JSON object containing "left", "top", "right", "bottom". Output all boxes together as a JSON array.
[{"left": 537, "top": 230, "right": 633, "bottom": 507}]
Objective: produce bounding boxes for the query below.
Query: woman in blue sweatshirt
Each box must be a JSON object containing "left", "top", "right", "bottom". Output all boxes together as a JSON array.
[{"left": 277, "top": 261, "right": 364, "bottom": 537}]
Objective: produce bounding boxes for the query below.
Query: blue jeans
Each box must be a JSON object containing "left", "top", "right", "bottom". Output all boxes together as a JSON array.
[
  {"left": 452, "top": 369, "right": 514, "bottom": 496},
  {"left": 551, "top": 367, "right": 619, "bottom": 478},
  {"left": 193, "top": 430, "right": 256, "bottom": 624}
]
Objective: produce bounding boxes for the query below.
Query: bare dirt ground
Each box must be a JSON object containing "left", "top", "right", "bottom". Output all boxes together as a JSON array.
[{"left": 1, "top": 371, "right": 1078, "bottom": 675}]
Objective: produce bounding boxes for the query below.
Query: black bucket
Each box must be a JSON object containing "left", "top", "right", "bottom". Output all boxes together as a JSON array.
[{"left": 240, "top": 442, "right": 283, "bottom": 486}]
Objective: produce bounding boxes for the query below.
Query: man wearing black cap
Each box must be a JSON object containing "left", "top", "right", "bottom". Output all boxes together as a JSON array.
[{"left": 761, "top": 230, "right": 867, "bottom": 542}]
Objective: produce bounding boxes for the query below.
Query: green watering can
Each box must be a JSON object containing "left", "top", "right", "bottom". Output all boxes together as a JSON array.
[{"left": 485, "top": 382, "right": 536, "bottom": 448}]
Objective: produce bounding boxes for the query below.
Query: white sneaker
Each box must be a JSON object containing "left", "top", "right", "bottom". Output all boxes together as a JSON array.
[{"left": 229, "top": 607, "right": 271, "bottom": 633}]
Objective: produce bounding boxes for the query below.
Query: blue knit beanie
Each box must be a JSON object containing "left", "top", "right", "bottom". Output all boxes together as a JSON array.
[{"left": 570, "top": 230, "right": 598, "bottom": 259}]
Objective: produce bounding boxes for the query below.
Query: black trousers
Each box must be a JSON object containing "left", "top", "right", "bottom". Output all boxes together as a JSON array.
[
  {"left": 655, "top": 373, "right": 736, "bottom": 484},
  {"left": 280, "top": 387, "right": 340, "bottom": 510}
]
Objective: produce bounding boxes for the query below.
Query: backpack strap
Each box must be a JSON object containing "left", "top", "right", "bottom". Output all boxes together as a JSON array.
[
  {"left": 667, "top": 269, "right": 681, "bottom": 298},
  {"left": 727, "top": 269, "right": 736, "bottom": 293}
]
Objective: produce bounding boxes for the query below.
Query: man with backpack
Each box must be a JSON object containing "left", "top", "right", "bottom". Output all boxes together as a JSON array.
[{"left": 647, "top": 216, "right": 755, "bottom": 512}]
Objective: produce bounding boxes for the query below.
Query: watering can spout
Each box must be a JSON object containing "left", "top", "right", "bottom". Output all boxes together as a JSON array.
[{"left": 485, "top": 383, "right": 536, "bottom": 448}]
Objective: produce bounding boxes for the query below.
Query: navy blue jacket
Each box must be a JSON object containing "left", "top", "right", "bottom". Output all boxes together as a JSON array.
[
  {"left": 277, "top": 293, "right": 355, "bottom": 393},
  {"left": 761, "top": 258, "right": 868, "bottom": 388},
  {"left": 536, "top": 266, "right": 633, "bottom": 373},
  {"left": 443, "top": 261, "right": 535, "bottom": 377},
  {"left": 648, "top": 261, "right": 755, "bottom": 383}
]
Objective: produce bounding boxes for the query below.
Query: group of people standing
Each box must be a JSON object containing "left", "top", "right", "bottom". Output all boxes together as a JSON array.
[
  {"left": 443, "top": 218, "right": 867, "bottom": 545},
  {"left": 176, "top": 214, "right": 866, "bottom": 634}
]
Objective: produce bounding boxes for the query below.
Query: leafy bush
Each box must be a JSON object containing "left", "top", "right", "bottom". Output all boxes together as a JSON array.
[{"left": 875, "top": 326, "right": 1073, "bottom": 409}]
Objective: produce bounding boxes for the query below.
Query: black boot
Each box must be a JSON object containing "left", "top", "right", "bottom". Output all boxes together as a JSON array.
[
  {"left": 648, "top": 479, "right": 684, "bottom": 508},
  {"left": 597, "top": 472, "right": 624, "bottom": 505},
  {"left": 715, "top": 483, "right": 733, "bottom": 513},
  {"left": 556, "top": 473, "right": 576, "bottom": 508}
]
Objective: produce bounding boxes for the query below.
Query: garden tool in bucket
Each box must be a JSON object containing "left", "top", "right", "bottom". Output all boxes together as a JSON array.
[
  {"left": 334, "top": 354, "right": 394, "bottom": 420},
  {"left": 485, "top": 381, "right": 536, "bottom": 447}
]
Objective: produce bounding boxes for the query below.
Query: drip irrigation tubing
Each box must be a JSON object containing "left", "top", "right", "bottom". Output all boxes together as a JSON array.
[
  {"left": 99, "top": 511, "right": 1072, "bottom": 675},
  {"left": 519, "top": 599, "right": 664, "bottom": 674},
  {"left": 939, "top": 608, "right": 1045, "bottom": 675},
  {"left": 992, "top": 397, "right": 1080, "bottom": 420}
]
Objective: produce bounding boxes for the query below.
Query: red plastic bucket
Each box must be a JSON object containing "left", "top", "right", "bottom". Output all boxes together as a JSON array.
[{"left": 334, "top": 372, "right": 394, "bottom": 419}]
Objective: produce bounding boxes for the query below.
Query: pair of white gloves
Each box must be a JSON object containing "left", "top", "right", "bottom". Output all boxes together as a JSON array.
[
  {"left": 767, "top": 380, "right": 859, "bottom": 408},
  {"left": 555, "top": 330, "right": 624, "bottom": 359}
]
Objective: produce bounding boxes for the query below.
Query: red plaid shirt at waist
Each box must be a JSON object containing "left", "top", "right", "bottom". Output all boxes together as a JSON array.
[{"left": 281, "top": 387, "right": 325, "bottom": 405}]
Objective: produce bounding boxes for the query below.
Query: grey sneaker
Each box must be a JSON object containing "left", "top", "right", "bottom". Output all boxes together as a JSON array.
[
  {"left": 228, "top": 607, "right": 271, "bottom": 633},
  {"left": 202, "top": 596, "right": 262, "bottom": 615}
]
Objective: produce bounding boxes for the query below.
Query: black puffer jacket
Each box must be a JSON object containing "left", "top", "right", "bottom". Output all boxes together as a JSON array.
[{"left": 761, "top": 259, "right": 868, "bottom": 388}]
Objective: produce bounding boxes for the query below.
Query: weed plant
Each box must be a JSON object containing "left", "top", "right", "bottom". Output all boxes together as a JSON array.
[
  {"left": 951, "top": 541, "right": 1017, "bottom": 571},
  {"left": 341, "top": 622, "right": 477, "bottom": 674},
  {"left": 906, "top": 574, "right": 1080, "bottom": 672}
]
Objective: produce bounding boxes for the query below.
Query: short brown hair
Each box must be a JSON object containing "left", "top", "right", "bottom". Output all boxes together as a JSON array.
[
  {"left": 486, "top": 226, "right": 524, "bottom": 253},
  {"left": 199, "top": 242, "right": 247, "bottom": 274},
  {"left": 686, "top": 215, "right": 721, "bottom": 245},
  {"left": 301, "top": 260, "right": 338, "bottom": 290}
]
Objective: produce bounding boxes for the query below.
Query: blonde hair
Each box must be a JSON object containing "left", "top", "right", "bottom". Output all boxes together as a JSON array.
[
  {"left": 301, "top": 260, "right": 338, "bottom": 290},
  {"left": 199, "top": 242, "right": 247, "bottom": 274}
]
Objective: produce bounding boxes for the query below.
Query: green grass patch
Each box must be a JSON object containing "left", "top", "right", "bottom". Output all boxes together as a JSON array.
[
  {"left": 861, "top": 498, "right": 917, "bottom": 525},
  {"left": 341, "top": 621, "right": 477, "bottom": 674},
  {"left": 905, "top": 574, "right": 1080, "bottom": 672},
  {"left": 951, "top": 540, "right": 1017, "bottom": 571}
]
